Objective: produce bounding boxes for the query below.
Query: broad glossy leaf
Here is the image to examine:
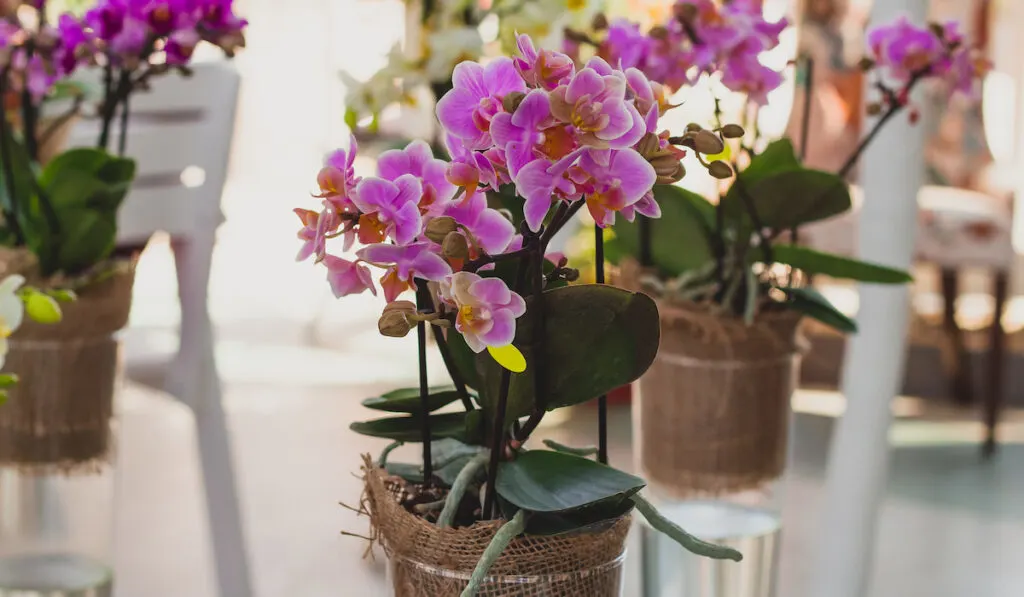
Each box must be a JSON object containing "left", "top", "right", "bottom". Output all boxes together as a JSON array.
[
  {"left": 739, "top": 138, "right": 800, "bottom": 187},
  {"left": 779, "top": 286, "right": 856, "bottom": 333},
  {"left": 361, "top": 385, "right": 464, "bottom": 414},
  {"left": 56, "top": 209, "right": 117, "bottom": 274},
  {"left": 772, "top": 245, "right": 912, "bottom": 284},
  {"left": 477, "top": 284, "right": 660, "bottom": 422},
  {"left": 349, "top": 412, "right": 468, "bottom": 442},
  {"left": 499, "top": 495, "right": 635, "bottom": 536},
  {"left": 496, "top": 450, "right": 645, "bottom": 513},
  {"left": 385, "top": 439, "right": 483, "bottom": 486},
  {"left": 744, "top": 169, "right": 851, "bottom": 229},
  {"left": 610, "top": 184, "right": 715, "bottom": 277}
]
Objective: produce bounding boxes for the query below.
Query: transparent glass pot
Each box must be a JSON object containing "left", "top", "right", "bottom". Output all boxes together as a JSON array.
[{"left": 386, "top": 550, "right": 627, "bottom": 597}]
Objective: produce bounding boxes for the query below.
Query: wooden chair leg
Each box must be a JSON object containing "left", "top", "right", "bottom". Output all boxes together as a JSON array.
[
  {"left": 982, "top": 270, "right": 1009, "bottom": 458},
  {"left": 940, "top": 267, "right": 972, "bottom": 405}
]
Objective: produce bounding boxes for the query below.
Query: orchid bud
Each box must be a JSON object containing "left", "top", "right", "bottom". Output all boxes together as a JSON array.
[
  {"left": 563, "top": 268, "right": 580, "bottom": 282},
  {"left": 636, "top": 133, "right": 661, "bottom": 157},
  {"left": 0, "top": 373, "right": 17, "bottom": 388},
  {"left": 694, "top": 130, "right": 725, "bottom": 155},
  {"left": 25, "top": 292, "right": 62, "bottom": 324},
  {"left": 858, "top": 57, "right": 875, "bottom": 71},
  {"left": 648, "top": 26, "right": 669, "bottom": 40},
  {"left": 48, "top": 289, "right": 77, "bottom": 303},
  {"left": 378, "top": 301, "right": 417, "bottom": 338},
  {"left": 442, "top": 232, "right": 470, "bottom": 260},
  {"left": 591, "top": 13, "right": 609, "bottom": 30},
  {"left": 674, "top": 2, "right": 698, "bottom": 22},
  {"left": 708, "top": 161, "right": 734, "bottom": 180},
  {"left": 720, "top": 124, "right": 745, "bottom": 139},
  {"left": 502, "top": 91, "right": 526, "bottom": 114},
  {"left": 686, "top": 122, "right": 703, "bottom": 133},
  {"left": 425, "top": 216, "right": 458, "bottom": 244},
  {"left": 650, "top": 155, "right": 685, "bottom": 184},
  {"left": 866, "top": 102, "right": 882, "bottom": 116}
]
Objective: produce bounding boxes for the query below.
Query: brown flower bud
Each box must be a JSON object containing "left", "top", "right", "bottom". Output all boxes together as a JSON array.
[
  {"left": 693, "top": 130, "right": 725, "bottom": 155},
  {"left": 708, "top": 160, "right": 734, "bottom": 180},
  {"left": 686, "top": 122, "right": 704, "bottom": 133},
  {"left": 378, "top": 301, "right": 416, "bottom": 338},
  {"left": 502, "top": 91, "right": 526, "bottom": 114},
  {"left": 866, "top": 102, "right": 883, "bottom": 116},
  {"left": 562, "top": 268, "right": 580, "bottom": 282},
  {"left": 635, "top": 132, "right": 661, "bottom": 157},
  {"left": 674, "top": 2, "right": 698, "bottom": 22},
  {"left": 648, "top": 26, "right": 669, "bottom": 40},
  {"left": 858, "top": 57, "right": 875, "bottom": 71},
  {"left": 650, "top": 154, "right": 685, "bottom": 184},
  {"left": 425, "top": 216, "right": 458, "bottom": 244},
  {"left": 591, "top": 13, "right": 609, "bottom": 31},
  {"left": 720, "top": 124, "right": 745, "bottom": 139},
  {"left": 442, "top": 232, "right": 470, "bottom": 260}
]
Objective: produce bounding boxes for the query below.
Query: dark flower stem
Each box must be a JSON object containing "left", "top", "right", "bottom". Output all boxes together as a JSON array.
[
  {"left": 594, "top": 224, "right": 609, "bottom": 465},
  {"left": 415, "top": 281, "right": 433, "bottom": 486},
  {"left": 798, "top": 56, "right": 814, "bottom": 163},
  {"left": 0, "top": 72, "right": 24, "bottom": 245},
  {"left": 429, "top": 324, "right": 475, "bottom": 411},
  {"left": 117, "top": 69, "right": 132, "bottom": 156},
  {"left": 98, "top": 62, "right": 115, "bottom": 150},
  {"left": 483, "top": 369, "right": 511, "bottom": 519}
]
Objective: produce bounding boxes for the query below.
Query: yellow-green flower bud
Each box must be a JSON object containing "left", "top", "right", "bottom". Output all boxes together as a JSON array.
[{"left": 25, "top": 292, "right": 62, "bottom": 324}]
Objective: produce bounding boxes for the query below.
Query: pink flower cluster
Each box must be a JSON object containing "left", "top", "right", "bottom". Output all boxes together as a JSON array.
[
  {"left": 867, "top": 17, "right": 990, "bottom": 99},
  {"left": 438, "top": 34, "right": 667, "bottom": 231},
  {"left": 85, "top": 0, "right": 247, "bottom": 66},
  {"left": 595, "top": 0, "right": 787, "bottom": 104},
  {"left": 297, "top": 34, "right": 672, "bottom": 352},
  {"left": 0, "top": 13, "right": 92, "bottom": 100}
]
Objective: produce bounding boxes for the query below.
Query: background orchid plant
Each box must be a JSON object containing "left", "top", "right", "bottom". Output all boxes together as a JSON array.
[
  {"left": 300, "top": 32, "right": 746, "bottom": 594},
  {"left": 0, "top": 0, "right": 245, "bottom": 281},
  {"left": 588, "top": 2, "right": 989, "bottom": 331}
]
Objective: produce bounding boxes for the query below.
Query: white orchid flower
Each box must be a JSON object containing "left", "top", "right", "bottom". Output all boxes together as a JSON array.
[{"left": 0, "top": 275, "right": 26, "bottom": 370}]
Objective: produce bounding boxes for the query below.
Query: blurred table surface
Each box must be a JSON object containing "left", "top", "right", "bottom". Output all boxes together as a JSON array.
[{"left": 114, "top": 380, "right": 1024, "bottom": 597}]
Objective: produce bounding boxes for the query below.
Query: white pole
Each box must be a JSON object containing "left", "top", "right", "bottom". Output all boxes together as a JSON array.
[{"left": 808, "top": 0, "right": 928, "bottom": 596}]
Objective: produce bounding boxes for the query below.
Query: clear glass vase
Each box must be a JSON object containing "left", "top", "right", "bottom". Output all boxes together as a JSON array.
[
  {"left": 0, "top": 333, "right": 120, "bottom": 597},
  {"left": 386, "top": 551, "right": 627, "bottom": 597},
  {"left": 634, "top": 344, "right": 799, "bottom": 597}
]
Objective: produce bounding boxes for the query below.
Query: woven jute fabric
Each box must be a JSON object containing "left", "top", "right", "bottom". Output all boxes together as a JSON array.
[
  {"left": 0, "top": 265, "right": 134, "bottom": 474},
  {"left": 361, "top": 458, "right": 629, "bottom": 597},
  {"left": 616, "top": 259, "right": 805, "bottom": 498}
]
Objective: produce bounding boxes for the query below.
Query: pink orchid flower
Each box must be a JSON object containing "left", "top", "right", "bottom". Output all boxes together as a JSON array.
[
  {"left": 436, "top": 57, "right": 527, "bottom": 150},
  {"left": 576, "top": 149, "right": 657, "bottom": 228},
  {"left": 351, "top": 175, "right": 424, "bottom": 245},
  {"left": 490, "top": 89, "right": 557, "bottom": 178},
  {"left": 357, "top": 242, "right": 452, "bottom": 302},
  {"left": 514, "top": 34, "right": 575, "bottom": 91},
  {"left": 438, "top": 272, "right": 527, "bottom": 353},
  {"left": 294, "top": 208, "right": 320, "bottom": 262},
  {"left": 323, "top": 255, "right": 376, "bottom": 298},
  {"left": 549, "top": 57, "right": 646, "bottom": 150},
  {"left": 514, "top": 148, "right": 585, "bottom": 232},
  {"left": 377, "top": 140, "right": 456, "bottom": 218},
  {"left": 443, "top": 191, "right": 516, "bottom": 255}
]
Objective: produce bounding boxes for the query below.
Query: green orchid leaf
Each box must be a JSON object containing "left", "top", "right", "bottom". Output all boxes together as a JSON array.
[
  {"left": 477, "top": 284, "right": 660, "bottom": 422},
  {"left": 739, "top": 138, "right": 800, "bottom": 187},
  {"left": 349, "top": 412, "right": 469, "bottom": 442},
  {"left": 55, "top": 209, "right": 117, "bottom": 274},
  {"left": 610, "top": 184, "right": 715, "bottom": 277},
  {"left": 361, "top": 385, "right": 465, "bottom": 414},
  {"left": 496, "top": 450, "right": 646, "bottom": 513},
  {"left": 499, "top": 495, "right": 635, "bottom": 536},
  {"left": 779, "top": 286, "right": 857, "bottom": 333},
  {"left": 735, "top": 169, "right": 851, "bottom": 230},
  {"left": 384, "top": 439, "right": 484, "bottom": 486},
  {"left": 772, "top": 245, "right": 912, "bottom": 284}
]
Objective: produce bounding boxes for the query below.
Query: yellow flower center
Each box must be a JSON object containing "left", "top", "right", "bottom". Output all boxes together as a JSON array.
[
  {"left": 459, "top": 304, "right": 475, "bottom": 322},
  {"left": 0, "top": 323, "right": 11, "bottom": 339}
]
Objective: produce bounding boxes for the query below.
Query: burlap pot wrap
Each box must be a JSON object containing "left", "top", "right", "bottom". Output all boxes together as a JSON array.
[
  {"left": 362, "top": 459, "right": 630, "bottom": 597},
  {"left": 616, "top": 259, "right": 805, "bottom": 498},
  {"left": 0, "top": 268, "right": 134, "bottom": 473}
]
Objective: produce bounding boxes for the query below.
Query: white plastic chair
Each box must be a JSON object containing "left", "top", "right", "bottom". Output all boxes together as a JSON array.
[{"left": 68, "top": 61, "right": 252, "bottom": 597}]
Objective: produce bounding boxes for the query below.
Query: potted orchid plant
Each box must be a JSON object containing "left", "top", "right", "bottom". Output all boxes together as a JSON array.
[
  {"left": 567, "top": 1, "right": 988, "bottom": 504},
  {"left": 0, "top": 1, "right": 245, "bottom": 593},
  {"left": 299, "top": 32, "right": 750, "bottom": 596}
]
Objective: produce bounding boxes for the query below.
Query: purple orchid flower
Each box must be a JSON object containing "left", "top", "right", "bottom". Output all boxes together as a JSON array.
[
  {"left": 323, "top": 255, "right": 376, "bottom": 298},
  {"left": 576, "top": 148, "right": 657, "bottom": 228},
  {"left": 435, "top": 57, "right": 527, "bottom": 150},
  {"left": 56, "top": 15, "right": 91, "bottom": 75},
  {"left": 549, "top": 57, "right": 646, "bottom": 150},
  {"left": 438, "top": 272, "right": 527, "bottom": 353},
  {"left": 443, "top": 191, "right": 516, "bottom": 255},
  {"left": 377, "top": 140, "right": 456, "bottom": 218},
  {"left": 358, "top": 242, "right": 452, "bottom": 302},
  {"left": 490, "top": 89, "right": 555, "bottom": 179},
  {"left": 514, "top": 148, "right": 584, "bottom": 232},
  {"left": 867, "top": 16, "right": 945, "bottom": 82},
  {"left": 600, "top": 20, "right": 652, "bottom": 72},
  {"left": 351, "top": 175, "right": 424, "bottom": 245},
  {"left": 514, "top": 33, "right": 575, "bottom": 91}
]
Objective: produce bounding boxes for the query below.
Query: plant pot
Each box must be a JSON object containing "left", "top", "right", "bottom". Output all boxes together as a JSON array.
[
  {"left": 0, "top": 266, "right": 133, "bottom": 596},
  {"left": 363, "top": 461, "right": 630, "bottom": 597},
  {"left": 635, "top": 299, "right": 802, "bottom": 499}
]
